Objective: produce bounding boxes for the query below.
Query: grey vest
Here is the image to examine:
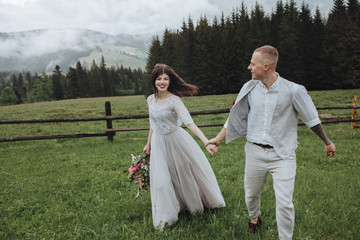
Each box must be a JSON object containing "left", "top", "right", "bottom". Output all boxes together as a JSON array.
[{"left": 226, "top": 77, "right": 299, "bottom": 159}]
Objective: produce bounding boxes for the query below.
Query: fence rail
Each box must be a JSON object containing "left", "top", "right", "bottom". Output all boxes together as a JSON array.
[
  {"left": 0, "top": 109, "right": 231, "bottom": 124},
  {"left": 1, "top": 99, "right": 359, "bottom": 142}
]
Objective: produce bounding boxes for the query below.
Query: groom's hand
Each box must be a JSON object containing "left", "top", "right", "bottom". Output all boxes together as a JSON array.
[
  {"left": 207, "top": 138, "right": 221, "bottom": 147},
  {"left": 325, "top": 142, "right": 336, "bottom": 157}
]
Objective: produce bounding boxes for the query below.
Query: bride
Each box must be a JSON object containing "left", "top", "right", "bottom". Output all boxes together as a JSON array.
[{"left": 143, "top": 63, "right": 225, "bottom": 230}]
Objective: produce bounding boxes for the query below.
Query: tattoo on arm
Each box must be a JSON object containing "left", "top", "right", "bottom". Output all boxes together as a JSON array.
[{"left": 311, "top": 124, "right": 331, "bottom": 145}]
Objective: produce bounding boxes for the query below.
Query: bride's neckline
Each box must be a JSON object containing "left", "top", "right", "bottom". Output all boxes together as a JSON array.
[{"left": 156, "top": 93, "right": 173, "bottom": 100}]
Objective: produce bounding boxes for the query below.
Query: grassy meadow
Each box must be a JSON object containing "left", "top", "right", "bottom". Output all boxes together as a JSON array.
[{"left": 0, "top": 89, "right": 359, "bottom": 239}]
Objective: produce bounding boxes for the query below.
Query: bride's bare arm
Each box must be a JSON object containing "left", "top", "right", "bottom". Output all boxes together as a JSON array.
[
  {"left": 187, "top": 123, "right": 208, "bottom": 144},
  {"left": 143, "top": 128, "right": 153, "bottom": 154},
  {"left": 187, "top": 123, "right": 218, "bottom": 155}
]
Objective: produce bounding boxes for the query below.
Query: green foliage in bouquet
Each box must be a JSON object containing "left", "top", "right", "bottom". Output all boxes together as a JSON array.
[{"left": 124, "top": 152, "right": 150, "bottom": 197}]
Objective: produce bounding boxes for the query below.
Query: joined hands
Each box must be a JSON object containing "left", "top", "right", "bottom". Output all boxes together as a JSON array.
[
  {"left": 206, "top": 143, "right": 218, "bottom": 156},
  {"left": 205, "top": 138, "right": 221, "bottom": 156}
]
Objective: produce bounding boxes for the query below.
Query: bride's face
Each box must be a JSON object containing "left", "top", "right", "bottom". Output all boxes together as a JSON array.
[{"left": 155, "top": 73, "right": 170, "bottom": 93}]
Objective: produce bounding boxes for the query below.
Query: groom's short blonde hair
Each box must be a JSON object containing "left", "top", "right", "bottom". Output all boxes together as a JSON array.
[{"left": 254, "top": 45, "right": 279, "bottom": 69}]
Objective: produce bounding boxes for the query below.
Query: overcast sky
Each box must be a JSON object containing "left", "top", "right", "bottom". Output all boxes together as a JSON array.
[{"left": 0, "top": 0, "right": 333, "bottom": 35}]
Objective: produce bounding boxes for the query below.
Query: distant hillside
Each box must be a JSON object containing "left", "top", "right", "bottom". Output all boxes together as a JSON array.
[{"left": 0, "top": 28, "right": 153, "bottom": 73}]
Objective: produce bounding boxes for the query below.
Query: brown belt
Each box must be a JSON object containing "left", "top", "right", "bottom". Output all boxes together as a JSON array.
[{"left": 252, "top": 142, "right": 273, "bottom": 149}]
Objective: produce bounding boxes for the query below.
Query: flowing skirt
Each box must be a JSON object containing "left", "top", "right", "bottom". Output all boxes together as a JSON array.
[{"left": 150, "top": 127, "right": 225, "bottom": 230}]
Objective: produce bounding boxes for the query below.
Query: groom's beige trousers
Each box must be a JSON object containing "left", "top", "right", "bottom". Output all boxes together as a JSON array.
[{"left": 244, "top": 141, "right": 296, "bottom": 240}]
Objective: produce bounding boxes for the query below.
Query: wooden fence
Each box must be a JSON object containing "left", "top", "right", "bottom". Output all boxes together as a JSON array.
[{"left": 0, "top": 97, "right": 359, "bottom": 143}]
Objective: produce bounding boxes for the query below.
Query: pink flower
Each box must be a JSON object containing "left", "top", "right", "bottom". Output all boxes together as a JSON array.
[
  {"left": 128, "top": 165, "right": 135, "bottom": 174},
  {"left": 125, "top": 152, "right": 150, "bottom": 197},
  {"left": 131, "top": 154, "right": 137, "bottom": 163}
]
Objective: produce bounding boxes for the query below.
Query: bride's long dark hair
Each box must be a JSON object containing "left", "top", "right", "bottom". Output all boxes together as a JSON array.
[{"left": 150, "top": 63, "right": 198, "bottom": 97}]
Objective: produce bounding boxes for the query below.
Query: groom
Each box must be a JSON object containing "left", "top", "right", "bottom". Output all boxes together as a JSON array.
[{"left": 208, "top": 45, "right": 336, "bottom": 240}]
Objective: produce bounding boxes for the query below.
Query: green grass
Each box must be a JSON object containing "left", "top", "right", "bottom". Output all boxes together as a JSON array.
[{"left": 0, "top": 89, "right": 360, "bottom": 239}]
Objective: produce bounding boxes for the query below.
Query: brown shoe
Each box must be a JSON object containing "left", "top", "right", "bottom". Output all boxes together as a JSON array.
[{"left": 248, "top": 217, "right": 262, "bottom": 234}]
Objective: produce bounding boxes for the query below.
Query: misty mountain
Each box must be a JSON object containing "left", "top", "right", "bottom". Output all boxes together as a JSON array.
[{"left": 0, "top": 28, "right": 153, "bottom": 73}]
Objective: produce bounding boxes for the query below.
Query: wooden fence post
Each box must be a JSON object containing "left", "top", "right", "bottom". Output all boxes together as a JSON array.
[
  {"left": 352, "top": 96, "right": 357, "bottom": 129},
  {"left": 105, "top": 101, "right": 114, "bottom": 141}
]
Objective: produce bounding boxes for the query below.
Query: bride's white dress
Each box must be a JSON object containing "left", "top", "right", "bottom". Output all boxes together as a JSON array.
[{"left": 147, "top": 94, "right": 225, "bottom": 230}]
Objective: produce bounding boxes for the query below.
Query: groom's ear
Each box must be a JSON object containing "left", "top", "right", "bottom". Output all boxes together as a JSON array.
[{"left": 264, "top": 63, "right": 271, "bottom": 71}]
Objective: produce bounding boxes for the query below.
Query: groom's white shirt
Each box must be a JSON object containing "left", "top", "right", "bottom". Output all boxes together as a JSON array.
[{"left": 224, "top": 74, "right": 321, "bottom": 159}]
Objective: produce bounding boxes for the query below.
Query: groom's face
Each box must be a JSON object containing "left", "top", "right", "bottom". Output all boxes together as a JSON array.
[{"left": 248, "top": 52, "right": 265, "bottom": 80}]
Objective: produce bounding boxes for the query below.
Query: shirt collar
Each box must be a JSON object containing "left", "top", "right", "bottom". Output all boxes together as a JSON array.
[
  {"left": 270, "top": 74, "right": 279, "bottom": 91},
  {"left": 258, "top": 73, "right": 280, "bottom": 91}
]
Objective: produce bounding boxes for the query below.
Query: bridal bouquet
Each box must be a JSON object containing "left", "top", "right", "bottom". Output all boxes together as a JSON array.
[{"left": 124, "top": 152, "right": 150, "bottom": 197}]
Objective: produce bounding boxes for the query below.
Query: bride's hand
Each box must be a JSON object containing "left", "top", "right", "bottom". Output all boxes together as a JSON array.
[
  {"left": 206, "top": 143, "right": 218, "bottom": 156},
  {"left": 143, "top": 144, "right": 151, "bottom": 155}
]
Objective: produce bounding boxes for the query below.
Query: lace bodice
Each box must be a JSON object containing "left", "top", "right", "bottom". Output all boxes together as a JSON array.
[{"left": 147, "top": 94, "right": 194, "bottom": 135}]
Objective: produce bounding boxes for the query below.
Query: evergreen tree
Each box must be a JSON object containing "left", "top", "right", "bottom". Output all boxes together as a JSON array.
[
  {"left": 116, "top": 66, "right": 135, "bottom": 95},
  {"left": 311, "top": 8, "right": 327, "bottom": 90},
  {"left": 109, "top": 66, "right": 121, "bottom": 95},
  {"left": 0, "top": 72, "right": 10, "bottom": 92},
  {"left": 134, "top": 68, "right": 145, "bottom": 94},
  {"left": 100, "top": 56, "right": 112, "bottom": 96},
  {"left": 161, "top": 29, "right": 177, "bottom": 67},
  {"left": 207, "top": 16, "right": 225, "bottom": 94},
  {"left": 65, "top": 67, "right": 80, "bottom": 99},
  {"left": 346, "top": 0, "right": 360, "bottom": 87},
  {"left": 227, "top": 6, "right": 251, "bottom": 93},
  {"left": 145, "top": 36, "right": 162, "bottom": 95},
  {"left": 52, "top": 65, "right": 64, "bottom": 100},
  {"left": 218, "top": 16, "right": 236, "bottom": 94},
  {"left": 193, "top": 16, "right": 213, "bottom": 93},
  {"left": 123, "top": 66, "right": 135, "bottom": 90},
  {"left": 131, "top": 68, "right": 141, "bottom": 95},
  {"left": 11, "top": 74, "right": 23, "bottom": 103},
  {"left": 323, "top": 0, "right": 353, "bottom": 88},
  {"left": 1, "top": 75, "right": 11, "bottom": 91},
  {"left": 298, "top": 2, "right": 318, "bottom": 89},
  {"left": 236, "top": 3, "right": 252, "bottom": 89},
  {"left": 10, "top": 74, "right": 18, "bottom": 98},
  {"left": 178, "top": 17, "right": 196, "bottom": 83},
  {"left": 75, "top": 61, "right": 89, "bottom": 97},
  {"left": 248, "top": 3, "right": 269, "bottom": 51},
  {"left": 146, "top": 36, "right": 163, "bottom": 72},
  {"left": 30, "top": 73, "right": 39, "bottom": 94},
  {"left": 0, "top": 79, "right": 4, "bottom": 93},
  {"left": 347, "top": 0, "right": 360, "bottom": 25},
  {"left": 89, "top": 60, "right": 103, "bottom": 97},
  {"left": 25, "top": 72, "right": 33, "bottom": 92},
  {"left": 270, "top": 1, "right": 285, "bottom": 46},
  {"left": 0, "top": 86, "right": 19, "bottom": 106},
  {"left": 174, "top": 20, "right": 189, "bottom": 76},
  {"left": 18, "top": 73, "right": 27, "bottom": 102},
  {"left": 277, "top": 0, "right": 303, "bottom": 83},
  {"left": 28, "top": 72, "right": 53, "bottom": 102}
]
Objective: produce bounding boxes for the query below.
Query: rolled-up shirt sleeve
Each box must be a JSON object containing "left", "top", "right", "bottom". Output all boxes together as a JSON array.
[
  {"left": 293, "top": 85, "right": 321, "bottom": 128},
  {"left": 223, "top": 117, "right": 229, "bottom": 129}
]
